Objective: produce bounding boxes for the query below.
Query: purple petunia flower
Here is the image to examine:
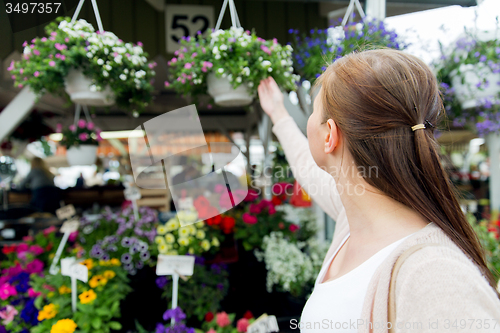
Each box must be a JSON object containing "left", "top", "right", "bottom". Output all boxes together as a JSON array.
[
  {"left": 163, "top": 307, "right": 186, "bottom": 322},
  {"left": 121, "top": 237, "right": 132, "bottom": 247},
  {"left": 140, "top": 251, "right": 150, "bottom": 262},
  {"left": 121, "top": 253, "right": 132, "bottom": 264},
  {"left": 156, "top": 276, "right": 170, "bottom": 289}
]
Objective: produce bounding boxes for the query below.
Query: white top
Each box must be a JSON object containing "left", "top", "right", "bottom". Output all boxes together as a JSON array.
[{"left": 300, "top": 233, "right": 413, "bottom": 333}]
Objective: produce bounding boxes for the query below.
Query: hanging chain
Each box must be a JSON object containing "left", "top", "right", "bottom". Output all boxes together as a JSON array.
[
  {"left": 214, "top": 0, "right": 242, "bottom": 31},
  {"left": 71, "top": 0, "right": 105, "bottom": 33},
  {"left": 341, "top": 0, "right": 366, "bottom": 27}
]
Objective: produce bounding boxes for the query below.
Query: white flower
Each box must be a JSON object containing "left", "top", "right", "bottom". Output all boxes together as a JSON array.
[
  {"left": 236, "top": 76, "right": 242, "bottom": 83},
  {"left": 120, "top": 74, "right": 127, "bottom": 81},
  {"left": 192, "top": 73, "right": 197, "bottom": 78},
  {"left": 242, "top": 67, "right": 250, "bottom": 76},
  {"left": 89, "top": 85, "right": 97, "bottom": 92},
  {"left": 268, "top": 67, "right": 273, "bottom": 72},
  {"left": 86, "top": 52, "right": 93, "bottom": 58},
  {"left": 97, "top": 59, "right": 104, "bottom": 65},
  {"left": 227, "top": 74, "right": 233, "bottom": 82},
  {"left": 261, "top": 60, "right": 271, "bottom": 67},
  {"left": 222, "top": 73, "right": 227, "bottom": 78},
  {"left": 220, "top": 44, "right": 227, "bottom": 51},
  {"left": 215, "top": 54, "right": 221, "bottom": 60},
  {"left": 124, "top": 69, "right": 129, "bottom": 74},
  {"left": 217, "top": 68, "right": 224, "bottom": 74},
  {"left": 248, "top": 82, "right": 254, "bottom": 88},
  {"left": 105, "top": 65, "right": 112, "bottom": 71},
  {"left": 212, "top": 46, "right": 219, "bottom": 54},
  {"left": 240, "top": 41, "right": 248, "bottom": 48},
  {"left": 103, "top": 70, "right": 109, "bottom": 77},
  {"left": 284, "top": 72, "right": 290, "bottom": 77},
  {"left": 135, "top": 70, "right": 146, "bottom": 78},
  {"left": 23, "top": 46, "right": 31, "bottom": 55},
  {"left": 258, "top": 56, "right": 263, "bottom": 61},
  {"left": 104, "top": 48, "right": 109, "bottom": 55},
  {"left": 114, "top": 55, "right": 122, "bottom": 64},
  {"left": 288, "top": 66, "right": 293, "bottom": 72},
  {"left": 281, "top": 60, "right": 287, "bottom": 66}
]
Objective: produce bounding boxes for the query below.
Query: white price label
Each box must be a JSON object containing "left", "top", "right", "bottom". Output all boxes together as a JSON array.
[
  {"left": 124, "top": 187, "right": 142, "bottom": 200},
  {"left": 165, "top": 5, "right": 214, "bottom": 54},
  {"left": 247, "top": 315, "right": 279, "bottom": 333},
  {"left": 56, "top": 205, "right": 76, "bottom": 220},
  {"left": 60, "top": 219, "right": 80, "bottom": 234},
  {"left": 156, "top": 255, "right": 195, "bottom": 276},
  {"left": 61, "top": 257, "right": 88, "bottom": 283}
]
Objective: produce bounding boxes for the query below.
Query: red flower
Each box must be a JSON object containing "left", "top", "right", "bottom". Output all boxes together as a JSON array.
[
  {"left": 244, "top": 189, "right": 259, "bottom": 202},
  {"left": 45, "top": 243, "right": 53, "bottom": 252},
  {"left": 289, "top": 224, "right": 300, "bottom": 232},
  {"left": 221, "top": 216, "right": 236, "bottom": 234},
  {"left": 207, "top": 214, "right": 222, "bottom": 226},
  {"left": 43, "top": 225, "right": 57, "bottom": 236},
  {"left": 249, "top": 204, "right": 262, "bottom": 214},
  {"left": 194, "top": 196, "right": 210, "bottom": 211},
  {"left": 242, "top": 213, "right": 257, "bottom": 225},
  {"left": 237, "top": 318, "right": 250, "bottom": 332},
  {"left": 271, "top": 196, "right": 282, "bottom": 206},
  {"left": 278, "top": 222, "right": 285, "bottom": 229},
  {"left": 272, "top": 182, "right": 293, "bottom": 196},
  {"left": 268, "top": 206, "right": 276, "bottom": 215},
  {"left": 242, "top": 310, "right": 253, "bottom": 319},
  {"left": 205, "top": 311, "right": 214, "bottom": 322},
  {"left": 2, "top": 245, "right": 17, "bottom": 255}
]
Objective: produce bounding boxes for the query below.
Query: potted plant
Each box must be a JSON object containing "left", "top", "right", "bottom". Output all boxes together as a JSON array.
[
  {"left": 166, "top": 27, "right": 299, "bottom": 107},
  {"left": 290, "top": 17, "right": 407, "bottom": 83},
  {"left": 8, "top": 17, "right": 156, "bottom": 115},
  {"left": 59, "top": 119, "right": 102, "bottom": 166},
  {"left": 436, "top": 29, "right": 500, "bottom": 111}
]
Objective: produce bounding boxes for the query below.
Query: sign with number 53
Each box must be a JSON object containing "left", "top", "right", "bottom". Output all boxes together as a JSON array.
[{"left": 165, "top": 5, "right": 214, "bottom": 54}]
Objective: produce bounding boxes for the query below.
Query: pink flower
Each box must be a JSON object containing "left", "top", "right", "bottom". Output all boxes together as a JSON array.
[
  {"left": 216, "top": 312, "right": 230, "bottom": 327},
  {"left": 41, "top": 37, "right": 47, "bottom": 42},
  {"left": 11, "top": 75, "right": 15, "bottom": 80},
  {"left": 65, "top": 38, "right": 69, "bottom": 42},
  {"left": 33, "top": 71, "right": 40, "bottom": 77},
  {"left": 207, "top": 104, "right": 212, "bottom": 109},
  {"left": 201, "top": 67, "right": 207, "bottom": 72},
  {"left": 187, "top": 75, "right": 192, "bottom": 80},
  {"left": 22, "top": 235, "right": 34, "bottom": 242},
  {"left": 244, "top": 189, "right": 259, "bottom": 202},
  {"left": 268, "top": 206, "right": 276, "bottom": 215},
  {"left": 68, "top": 231, "right": 78, "bottom": 242},
  {"left": 184, "top": 63, "right": 192, "bottom": 69},
  {"left": 79, "top": 133, "right": 89, "bottom": 141},
  {"left": 29, "top": 245, "right": 44, "bottom": 256},
  {"left": 0, "top": 305, "right": 18, "bottom": 325},
  {"left": 33, "top": 49, "right": 40, "bottom": 56},
  {"left": 272, "top": 182, "right": 293, "bottom": 196},
  {"left": 203, "top": 61, "right": 213, "bottom": 68},
  {"left": 273, "top": 38, "right": 278, "bottom": 44},
  {"left": 178, "top": 53, "right": 184, "bottom": 60},
  {"left": 242, "top": 213, "right": 257, "bottom": 224},
  {"left": 56, "top": 53, "right": 60, "bottom": 58},
  {"left": 28, "top": 288, "right": 41, "bottom": 298},
  {"left": 219, "top": 192, "right": 233, "bottom": 209},
  {"left": 16, "top": 243, "right": 29, "bottom": 253},
  {"left": 289, "top": 224, "right": 299, "bottom": 232},
  {"left": 214, "top": 184, "right": 225, "bottom": 193},
  {"left": 249, "top": 204, "right": 261, "bottom": 214},
  {"left": 137, "top": 41, "right": 143, "bottom": 47},
  {"left": 49, "top": 36, "right": 55, "bottom": 41},
  {"left": 96, "top": 133, "right": 103, "bottom": 141},
  {"left": 7, "top": 61, "right": 14, "bottom": 71},
  {"left": 56, "top": 123, "right": 62, "bottom": 133},
  {"left": 206, "top": 330, "right": 216, "bottom": 333},
  {"left": 164, "top": 81, "right": 170, "bottom": 87},
  {"left": 61, "top": 55, "right": 66, "bottom": 61},
  {"left": 192, "top": 52, "right": 197, "bottom": 57},
  {"left": 26, "top": 259, "right": 44, "bottom": 274},
  {"left": 22, "top": 41, "right": 27, "bottom": 47},
  {"left": 181, "top": 79, "right": 185, "bottom": 84},
  {"left": 0, "top": 284, "right": 17, "bottom": 300},
  {"left": 69, "top": 124, "right": 76, "bottom": 132},
  {"left": 237, "top": 318, "right": 250, "bottom": 332},
  {"left": 260, "top": 45, "right": 271, "bottom": 55},
  {"left": 31, "top": 38, "right": 36, "bottom": 43},
  {"left": 50, "top": 32, "right": 57, "bottom": 37},
  {"left": 87, "top": 122, "right": 94, "bottom": 130},
  {"left": 77, "top": 119, "right": 86, "bottom": 128},
  {"left": 17, "top": 84, "right": 23, "bottom": 88},
  {"left": 202, "top": 47, "right": 206, "bottom": 53},
  {"left": 19, "top": 68, "right": 23, "bottom": 74},
  {"left": 43, "top": 225, "right": 57, "bottom": 235},
  {"left": 49, "top": 61, "right": 55, "bottom": 67}
]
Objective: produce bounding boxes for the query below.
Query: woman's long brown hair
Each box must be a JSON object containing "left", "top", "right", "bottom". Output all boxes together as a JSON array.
[{"left": 317, "top": 49, "right": 498, "bottom": 295}]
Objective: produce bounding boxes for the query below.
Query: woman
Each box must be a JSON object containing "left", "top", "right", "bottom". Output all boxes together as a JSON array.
[
  {"left": 258, "top": 49, "right": 500, "bottom": 332},
  {"left": 19, "top": 157, "right": 60, "bottom": 213}
]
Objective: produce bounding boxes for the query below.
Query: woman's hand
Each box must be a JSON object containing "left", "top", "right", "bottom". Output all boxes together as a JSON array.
[{"left": 258, "top": 77, "right": 289, "bottom": 124}]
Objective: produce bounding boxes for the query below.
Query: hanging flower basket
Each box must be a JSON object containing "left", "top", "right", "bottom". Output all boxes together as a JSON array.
[
  {"left": 207, "top": 72, "right": 252, "bottom": 107},
  {"left": 450, "top": 63, "right": 500, "bottom": 109},
  {"left": 8, "top": 17, "right": 156, "bottom": 115},
  {"left": 64, "top": 69, "right": 115, "bottom": 107},
  {"left": 166, "top": 27, "right": 298, "bottom": 107},
  {"left": 66, "top": 144, "right": 98, "bottom": 166}
]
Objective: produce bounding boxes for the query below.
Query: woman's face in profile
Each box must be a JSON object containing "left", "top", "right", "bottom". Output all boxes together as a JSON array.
[{"left": 307, "top": 88, "right": 329, "bottom": 169}]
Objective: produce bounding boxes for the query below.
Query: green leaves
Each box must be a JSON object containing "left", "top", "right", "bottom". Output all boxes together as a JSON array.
[{"left": 108, "top": 321, "right": 122, "bottom": 330}]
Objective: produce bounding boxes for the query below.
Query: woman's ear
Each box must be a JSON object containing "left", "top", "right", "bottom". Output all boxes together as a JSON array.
[{"left": 324, "top": 119, "right": 338, "bottom": 154}]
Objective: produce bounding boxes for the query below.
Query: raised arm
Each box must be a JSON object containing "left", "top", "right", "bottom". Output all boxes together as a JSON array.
[{"left": 258, "top": 77, "right": 344, "bottom": 221}]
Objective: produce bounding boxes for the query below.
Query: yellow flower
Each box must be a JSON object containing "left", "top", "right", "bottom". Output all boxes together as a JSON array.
[
  {"left": 110, "top": 258, "right": 120, "bottom": 266},
  {"left": 188, "top": 247, "right": 195, "bottom": 254},
  {"left": 164, "top": 233, "right": 175, "bottom": 244},
  {"left": 47, "top": 292, "right": 54, "bottom": 298},
  {"left": 166, "top": 218, "right": 179, "bottom": 231},
  {"left": 155, "top": 236, "right": 166, "bottom": 244},
  {"left": 79, "top": 290, "right": 97, "bottom": 304},
  {"left": 166, "top": 250, "right": 178, "bottom": 255},
  {"left": 58, "top": 285, "right": 71, "bottom": 294},
  {"left": 177, "top": 210, "right": 198, "bottom": 224},
  {"left": 196, "top": 230, "right": 205, "bottom": 240},
  {"left": 103, "top": 270, "right": 116, "bottom": 279},
  {"left": 178, "top": 227, "right": 190, "bottom": 237},
  {"left": 195, "top": 221, "right": 205, "bottom": 228},
  {"left": 49, "top": 253, "right": 55, "bottom": 260},
  {"left": 98, "top": 260, "right": 109, "bottom": 266},
  {"left": 38, "top": 303, "right": 58, "bottom": 321},
  {"left": 188, "top": 225, "right": 197, "bottom": 235},
  {"left": 201, "top": 240, "right": 211, "bottom": 251},
  {"left": 211, "top": 237, "right": 220, "bottom": 247},
  {"left": 80, "top": 259, "right": 94, "bottom": 270},
  {"left": 157, "top": 225, "right": 168, "bottom": 235},
  {"left": 158, "top": 243, "right": 168, "bottom": 254},
  {"left": 89, "top": 275, "right": 107, "bottom": 288},
  {"left": 50, "top": 319, "right": 77, "bottom": 333},
  {"left": 178, "top": 237, "right": 190, "bottom": 246}
]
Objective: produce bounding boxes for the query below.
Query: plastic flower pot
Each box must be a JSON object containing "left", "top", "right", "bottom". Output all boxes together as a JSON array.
[
  {"left": 450, "top": 63, "right": 500, "bottom": 109},
  {"left": 64, "top": 69, "right": 115, "bottom": 107},
  {"left": 207, "top": 72, "right": 253, "bottom": 107},
  {"left": 66, "top": 144, "right": 97, "bottom": 166}
]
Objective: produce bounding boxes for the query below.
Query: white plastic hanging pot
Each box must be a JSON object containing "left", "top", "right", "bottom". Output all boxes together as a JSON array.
[
  {"left": 450, "top": 63, "right": 500, "bottom": 109},
  {"left": 207, "top": 73, "right": 253, "bottom": 107},
  {"left": 66, "top": 144, "right": 98, "bottom": 166},
  {"left": 64, "top": 69, "right": 115, "bottom": 107}
]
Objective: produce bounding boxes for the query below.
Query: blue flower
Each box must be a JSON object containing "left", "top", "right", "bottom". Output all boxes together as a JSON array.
[
  {"left": 163, "top": 307, "right": 186, "bottom": 322},
  {"left": 20, "top": 299, "right": 38, "bottom": 326},
  {"left": 288, "top": 29, "right": 294, "bottom": 34},
  {"left": 156, "top": 276, "right": 169, "bottom": 289}
]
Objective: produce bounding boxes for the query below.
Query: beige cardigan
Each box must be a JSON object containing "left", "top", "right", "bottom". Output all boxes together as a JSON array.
[{"left": 273, "top": 116, "right": 500, "bottom": 333}]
